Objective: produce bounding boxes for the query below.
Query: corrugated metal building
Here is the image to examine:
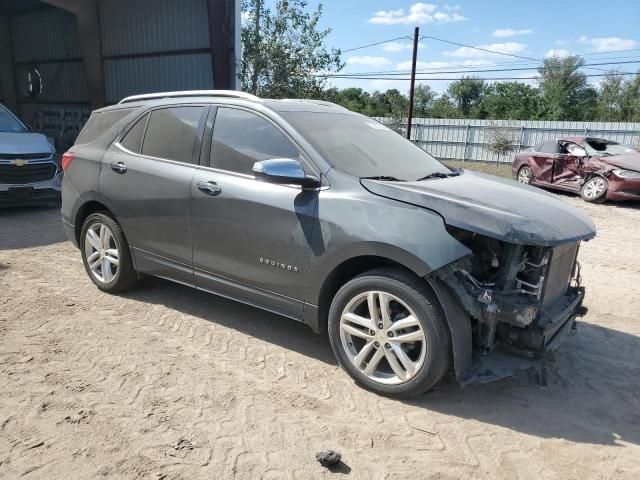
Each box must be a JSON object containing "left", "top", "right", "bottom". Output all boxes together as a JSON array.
[{"left": 0, "top": 0, "right": 240, "bottom": 150}]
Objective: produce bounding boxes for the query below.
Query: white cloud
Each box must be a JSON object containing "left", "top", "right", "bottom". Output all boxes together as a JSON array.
[
  {"left": 492, "top": 28, "right": 533, "bottom": 38},
  {"left": 369, "top": 2, "right": 468, "bottom": 25},
  {"left": 346, "top": 55, "right": 391, "bottom": 67},
  {"left": 382, "top": 41, "right": 425, "bottom": 52},
  {"left": 444, "top": 42, "right": 527, "bottom": 58},
  {"left": 579, "top": 36, "right": 638, "bottom": 52},
  {"left": 545, "top": 48, "right": 571, "bottom": 58}
]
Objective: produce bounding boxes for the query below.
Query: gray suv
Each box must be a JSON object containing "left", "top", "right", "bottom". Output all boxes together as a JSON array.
[{"left": 61, "top": 91, "right": 596, "bottom": 398}]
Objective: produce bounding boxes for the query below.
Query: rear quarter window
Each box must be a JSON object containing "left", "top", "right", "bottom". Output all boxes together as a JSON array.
[{"left": 75, "top": 108, "right": 134, "bottom": 145}]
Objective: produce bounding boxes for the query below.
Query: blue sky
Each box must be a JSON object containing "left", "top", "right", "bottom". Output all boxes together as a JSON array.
[{"left": 299, "top": 0, "right": 640, "bottom": 93}]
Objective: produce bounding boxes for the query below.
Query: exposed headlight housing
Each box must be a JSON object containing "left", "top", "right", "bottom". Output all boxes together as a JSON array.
[{"left": 612, "top": 169, "right": 640, "bottom": 178}]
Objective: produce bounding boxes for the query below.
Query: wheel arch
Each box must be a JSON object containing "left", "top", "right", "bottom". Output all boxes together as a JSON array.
[
  {"left": 312, "top": 256, "right": 473, "bottom": 384},
  {"left": 311, "top": 255, "right": 421, "bottom": 335},
  {"left": 74, "top": 196, "right": 119, "bottom": 246}
]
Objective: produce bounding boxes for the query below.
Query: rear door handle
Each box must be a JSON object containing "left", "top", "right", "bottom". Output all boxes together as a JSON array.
[
  {"left": 110, "top": 162, "right": 127, "bottom": 174},
  {"left": 196, "top": 180, "right": 222, "bottom": 196}
]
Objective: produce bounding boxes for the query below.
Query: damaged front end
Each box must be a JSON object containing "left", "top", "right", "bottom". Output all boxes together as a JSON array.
[{"left": 433, "top": 227, "right": 586, "bottom": 384}]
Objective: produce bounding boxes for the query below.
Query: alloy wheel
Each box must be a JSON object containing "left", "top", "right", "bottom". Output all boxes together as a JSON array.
[
  {"left": 84, "top": 223, "right": 119, "bottom": 283},
  {"left": 339, "top": 291, "right": 427, "bottom": 385},
  {"left": 518, "top": 166, "right": 532, "bottom": 184},
  {"left": 583, "top": 177, "right": 606, "bottom": 199}
]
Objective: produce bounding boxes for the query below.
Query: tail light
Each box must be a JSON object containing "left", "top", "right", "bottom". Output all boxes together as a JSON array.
[{"left": 61, "top": 151, "right": 74, "bottom": 171}]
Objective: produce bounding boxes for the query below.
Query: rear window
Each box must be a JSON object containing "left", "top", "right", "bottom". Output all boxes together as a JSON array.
[
  {"left": 141, "top": 107, "right": 204, "bottom": 163},
  {"left": 75, "top": 108, "right": 133, "bottom": 145}
]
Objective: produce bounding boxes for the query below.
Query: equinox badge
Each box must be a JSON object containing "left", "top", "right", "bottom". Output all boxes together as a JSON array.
[{"left": 259, "top": 257, "right": 300, "bottom": 272}]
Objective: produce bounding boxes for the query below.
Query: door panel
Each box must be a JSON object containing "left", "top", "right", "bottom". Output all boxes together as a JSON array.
[
  {"left": 553, "top": 154, "right": 583, "bottom": 189},
  {"left": 191, "top": 171, "right": 317, "bottom": 319},
  {"left": 100, "top": 147, "right": 195, "bottom": 283},
  {"left": 529, "top": 153, "right": 555, "bottom": 184},
  {"left": 98, "top": 105, "right": 206, "bottom": 285}
]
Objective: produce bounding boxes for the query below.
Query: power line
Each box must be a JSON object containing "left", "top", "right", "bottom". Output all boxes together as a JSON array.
[
  {"left": 316, "top": 59, "right": 640, "bottom": 78},
  {"left": 329, "top": 54, "right": 640, "bottom": 77},
  {"left": 418, "top": 34, "right": 618, "bottom": 73},
  {"left": 320, "top": 72, "right": 638, "bottom": 81},
  {"left": 420, "top": 35, "right": 537, "bottom": 61},
  {"left": 341, "top": 36, "right": 411, "bottom": 53}
]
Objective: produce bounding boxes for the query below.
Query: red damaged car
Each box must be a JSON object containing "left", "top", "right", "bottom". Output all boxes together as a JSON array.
[{"left": 512, "top": 137, "right": 640, "bottom": 203}]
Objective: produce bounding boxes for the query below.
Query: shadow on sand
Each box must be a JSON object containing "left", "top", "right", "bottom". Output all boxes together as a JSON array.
[
  {"left": 0, "top": 205, "right": 66, "bottom": 250},
  {"left": 125, "top": 276, "right": 640, "bottom": 448}
]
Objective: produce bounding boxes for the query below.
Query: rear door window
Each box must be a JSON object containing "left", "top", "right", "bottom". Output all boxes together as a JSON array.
[
  {"left": 538, "top": 140, "right": 558, "bottom": 154},
  {"left": 120, "top": 113, "right": 149, "bottom": 153},
  {"left": 210, "top": 107, "right": 299, "bottom": 175},
  {"left": 141, "top": 106, "right": 204, "bottom": 163},
  {"left": 75, "top": 108, "right": 133, "bottom": 145}
]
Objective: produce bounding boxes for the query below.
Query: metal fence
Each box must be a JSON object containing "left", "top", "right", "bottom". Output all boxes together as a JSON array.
[{"left": 376, "top": 117, "right": 640, "bottom": 163}]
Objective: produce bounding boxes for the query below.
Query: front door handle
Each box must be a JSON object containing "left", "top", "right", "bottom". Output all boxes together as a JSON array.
[
  {"left": 110, "top": 162, "right": 127, "bottom": 174},
  {"left": 196, "top": 180, "right": 222, "bottom": 196}
]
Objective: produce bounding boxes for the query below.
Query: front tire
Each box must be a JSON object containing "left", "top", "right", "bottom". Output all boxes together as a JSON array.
[
  {"left": 80, "top": 212, "right": 137, "bottom": 293},
  {"left": 328, "top": 268, "right": 451, "bottom": 398},
  {"left": 581, "top": 176, "right": 607, "bottom": 203}
]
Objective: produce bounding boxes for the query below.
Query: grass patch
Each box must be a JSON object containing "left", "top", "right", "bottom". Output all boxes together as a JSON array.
[{"left": 443, "top": 160, "right": 513, "bottom": 180}]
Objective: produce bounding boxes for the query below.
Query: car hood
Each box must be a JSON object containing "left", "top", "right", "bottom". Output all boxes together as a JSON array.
[
  {"left": 0, "top": 132, "right": 53, "bottom": 155},
  {"left": 596, "top": 153, "right": 640, "bottom": 171},
  {"left": 361, "top": 171, "right": 596, "bottom": 246}
]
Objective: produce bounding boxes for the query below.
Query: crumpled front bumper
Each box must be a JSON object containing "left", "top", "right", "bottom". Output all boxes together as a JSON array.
[
  {"left": 607, "top": 176, "right": 640, "bottom": 201},
  {"left": 462, "top": 288, "right": 585, "bottom": 385}
]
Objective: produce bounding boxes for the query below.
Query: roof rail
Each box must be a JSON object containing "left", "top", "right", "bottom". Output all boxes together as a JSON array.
[{"left": 118, "top": 90, "right": 261, "bottom": 104}]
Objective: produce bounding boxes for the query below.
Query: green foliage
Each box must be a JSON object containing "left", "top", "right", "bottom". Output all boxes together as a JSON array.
[
  {"left": 447, "top": 76, "right": 486, "bottom": 117},
  {"left": 537, "top": 56, "right": 597, "bottom": 121},
  {"left": 239, "top": 2, "right": 638, "bottom": 122},
  {"left": 241, "top": 0, "right": 343, "bottom": 98},
  {"left": 481, "top": 82, "right": 541, "bottom": 120}
]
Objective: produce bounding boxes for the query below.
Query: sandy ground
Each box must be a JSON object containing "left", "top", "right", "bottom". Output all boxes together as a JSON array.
[{"left": 1, "top": 194, "right": 639, "bottom": 480}]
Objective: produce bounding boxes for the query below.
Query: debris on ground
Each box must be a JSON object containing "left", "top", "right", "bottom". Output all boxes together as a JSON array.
[{"left": 315, "top": 449, "right": 341, "bottom": 467}]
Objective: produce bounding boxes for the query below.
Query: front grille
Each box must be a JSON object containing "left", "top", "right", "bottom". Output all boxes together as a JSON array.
[
  {"left": 541, "top": 242, "right": 579, "bottom": 309},
  {"left": 0, "top": 162, "right": 58, "bottom": 184},
  {"left": 0, "top": 153, "right": 52, "bottom": 160}
]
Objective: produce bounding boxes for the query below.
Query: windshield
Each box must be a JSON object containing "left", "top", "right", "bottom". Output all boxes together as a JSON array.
[
  {"left": 585, "top": 139, "right": 638, "bottom": 157},
  {"left": 0, "top": 105, "right": 27, "bottom": 133},
  {"left": 282, "top": 111, "right": 451, "bottom": 181}
]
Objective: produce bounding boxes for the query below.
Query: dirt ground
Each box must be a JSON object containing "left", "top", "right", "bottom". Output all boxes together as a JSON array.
[{"left": 1, "top": 193, "right": 639, "bottom": 480}]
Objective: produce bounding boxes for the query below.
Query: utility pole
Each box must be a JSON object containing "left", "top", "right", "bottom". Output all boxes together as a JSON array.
[{"left": 406, "top": 26, "right": 419, "bottom": 140}]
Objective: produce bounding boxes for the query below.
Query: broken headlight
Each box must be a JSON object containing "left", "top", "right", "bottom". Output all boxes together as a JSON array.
[{"left": 612, "top": 169, "right": 640, "bottom": 178}]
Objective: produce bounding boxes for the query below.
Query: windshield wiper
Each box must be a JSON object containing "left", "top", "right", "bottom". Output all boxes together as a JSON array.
[
  {"left": 416, "top": 170, "right": 461, "bottom": 181},
  {"left": 360, "top": 175, "right": 405, "bottom": 182}
]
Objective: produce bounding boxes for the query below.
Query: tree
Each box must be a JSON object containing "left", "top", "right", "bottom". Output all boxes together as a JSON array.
[
  {"left": 620, "top": 74, "right": 640, "bottom": 122},
  {"left": 241, "top": 0, "right": 343, "bottom": 98},
  {"left": 596, "top": 73, "right": 625, "bottom": 121},
  {"left": 413, "top": 84, "right": 436, "bottom": 117},
  {"left": 482, "top": 82, "right": 541, "bottom": 120},
  {"left": 486, "top": 122, "right": 518, "bottom": 165},
  {"left": 447, "top": 76, "right": 485, "bottom": 117},
  {"left": 430, "top": 95, "right": 459, "bottom": 119},
  {"left": 537, "top": 56, "right": 597, "bottom": 121}
]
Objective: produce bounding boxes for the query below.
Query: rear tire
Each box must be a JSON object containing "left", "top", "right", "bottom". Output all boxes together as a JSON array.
[
  {"left": 328, "top": 268, "right": 451, "bottom": 398},
  {"left": 580, "top": 176, "right": 607, "bottom": 203},
  {"left": 517, "top": 165, "right": 532, "bottom": 184},
  {"left": 80, "top": 212, "right": 137, "bottom": 293}
]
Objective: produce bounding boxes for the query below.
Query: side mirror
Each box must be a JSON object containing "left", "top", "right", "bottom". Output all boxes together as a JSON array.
[{"left": 253, "top": 159, "right": 320, "bottom": 188}]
